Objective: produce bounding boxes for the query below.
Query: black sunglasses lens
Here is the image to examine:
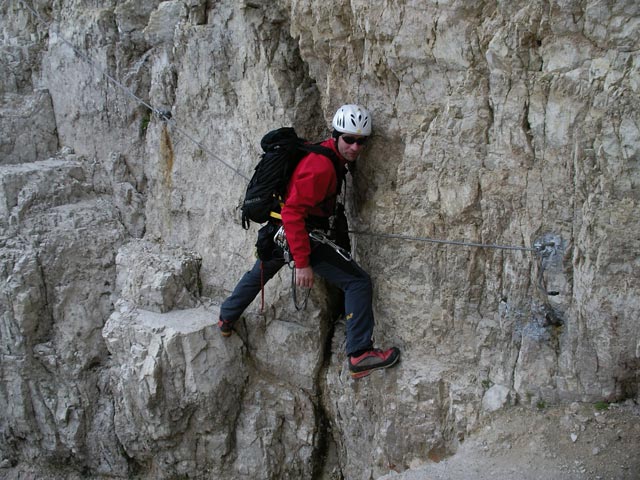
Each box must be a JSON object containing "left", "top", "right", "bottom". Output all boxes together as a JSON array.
[{"left": 342, "top": 136, "right": 367, "bottom": 145}]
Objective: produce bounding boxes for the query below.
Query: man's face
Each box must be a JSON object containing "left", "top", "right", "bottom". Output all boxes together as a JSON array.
[{"left": 337, "top": 134, "right": 368, "bottom": 161}]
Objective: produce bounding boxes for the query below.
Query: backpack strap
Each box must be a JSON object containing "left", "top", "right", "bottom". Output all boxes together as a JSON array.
[
  {"left": 298, "top": 143, "right": 345, "bottom": 195},
  {"left": 268, "top": 143, "right": 343, "bottom": 222}
]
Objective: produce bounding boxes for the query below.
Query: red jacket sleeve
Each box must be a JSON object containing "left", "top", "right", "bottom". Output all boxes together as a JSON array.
[{"left": 281, "top": 153, "right": 337, "bottom": 267}]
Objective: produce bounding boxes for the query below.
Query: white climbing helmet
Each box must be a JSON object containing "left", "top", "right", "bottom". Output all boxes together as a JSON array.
[{"left": 332, "top": 104, "right": 372, "bottom": 136}]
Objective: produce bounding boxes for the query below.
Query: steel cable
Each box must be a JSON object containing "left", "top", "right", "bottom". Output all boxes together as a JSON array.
[{"left": 17, "top": 0, "right": 546, "bottom": 256}]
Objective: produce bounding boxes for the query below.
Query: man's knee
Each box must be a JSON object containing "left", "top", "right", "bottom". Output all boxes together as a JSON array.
[{"left": 350, "top": 269, "right": 372, "bottom": 293}]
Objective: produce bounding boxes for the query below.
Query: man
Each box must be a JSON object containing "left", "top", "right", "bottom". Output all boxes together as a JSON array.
[{"left": 219, "top": 104, "right": 400, "bottom": 379}]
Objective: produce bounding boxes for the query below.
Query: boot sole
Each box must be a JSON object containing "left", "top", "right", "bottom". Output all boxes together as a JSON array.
[
  {"left": 350, "top": 352, "right": 400, "bottom": 379},
  {"left": 218, "top": 320, "right": 234, "bottom": 337}
]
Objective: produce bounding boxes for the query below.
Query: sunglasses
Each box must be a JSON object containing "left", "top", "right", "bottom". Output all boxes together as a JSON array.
[{"left": 341, "top": 135, "right": 368, "bottom": 145}]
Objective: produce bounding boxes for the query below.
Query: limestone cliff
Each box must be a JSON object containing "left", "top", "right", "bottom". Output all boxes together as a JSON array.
[{"left": 1, "top": 0, "right": 638, "bottom": 478}]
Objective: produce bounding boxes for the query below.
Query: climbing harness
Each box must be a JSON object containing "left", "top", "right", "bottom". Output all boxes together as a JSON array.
[{"left": 272, "top": 226, "right": 356, "bottom": 310}]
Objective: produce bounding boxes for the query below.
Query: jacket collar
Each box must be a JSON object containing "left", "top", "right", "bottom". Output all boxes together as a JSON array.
[{"left": 320, "top": 138, "right": 348, "bottom": 167}]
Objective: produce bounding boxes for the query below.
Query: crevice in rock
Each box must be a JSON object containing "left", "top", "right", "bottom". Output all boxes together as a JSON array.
[
  {"left": 311, "top": 287, "right": 344, "bottom": 480},
  {"left": 33, "top": 250, "right": 54, "bottom": 344},
  {"left": 311, "top": 394, "right": 342, "bottom": 480},
  {"left": 522, "top": 98, "right": 534, "bottom": 154}
]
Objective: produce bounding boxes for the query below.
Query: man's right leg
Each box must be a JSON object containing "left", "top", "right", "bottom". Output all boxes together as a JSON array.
[
  {"left": 219, "top": 257, "right": 284, "bottom": 336},
  {"left": 309, "top": 243, "right": 400, "bottom": 378}
]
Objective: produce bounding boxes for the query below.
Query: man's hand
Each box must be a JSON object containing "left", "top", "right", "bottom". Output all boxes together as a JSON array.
[{"left": 295, "top": 266, "right": 314, "bottom": 289}]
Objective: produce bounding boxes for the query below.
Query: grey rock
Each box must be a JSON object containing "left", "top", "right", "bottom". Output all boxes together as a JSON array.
[
  {"left": 1, "top": 0, "right": 639, "bottom": 478},
  {"left": 143, "top": 1, "right": 188, "bottom": 45},
  {"left": 102, "top": 305, "right": 247, "bottom": 477},
  {"left": 0, "top": 91, "right": 58, "bottom": 165},
  {"left": 0, "top": 157, "right": 91, "bottom": 223},
  {"left": 115, "top": 239, "right": 202, "bottom": 313},
  {"left": 482, "top": 385, "right": 512, "bottom": 413}
]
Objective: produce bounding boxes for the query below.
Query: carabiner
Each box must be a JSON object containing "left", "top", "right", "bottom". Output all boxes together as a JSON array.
[
  {"left": 309, "top": 230, "right": 352, "bottom": 262},
  {"left": 334, "top": 245, "right": 352, "bottom": 262},
  {"left": 274, "top": 225, "right": 294, "bottom": 266}
]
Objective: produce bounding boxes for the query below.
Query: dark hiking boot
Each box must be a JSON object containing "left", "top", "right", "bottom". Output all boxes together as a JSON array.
[
  {"left": 218, "top": 317, "right": 234, "bottom": 337},
  {"left": 348, "top": 347, "right": 400, "bottom": 379}
]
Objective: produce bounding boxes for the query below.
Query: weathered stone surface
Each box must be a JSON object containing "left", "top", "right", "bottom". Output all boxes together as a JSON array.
[
  {"left": 322, "top": 322, "right": 480, "bottom": 478},
  {"left": 1, "top": 0, "right": 639, "bottom": 478},
  {"left": 115, "top": 239, "right": 202, "bottom": 313},
  {"left": 143, "top": 1, "right": 187, "bottom": 45},
  {"left": 231, "top": 377, "right": 319, "bottom": 479},
  {"left": 0, "top": 157, "right": 90, "bottom": 220},
  {"left": 103, "top": 304, "right": 321, "bottom": 479},
  {"left": 482, "top": 385, "right": 512, "bottom": 413},
  {"left": 0, "top": 165, "right": 128, "bottom": 474},
  {"left": 97, "top": 152, "right": 147, "bottom": 237},
  {"left": 102, "top": 305, "right": 244, "bottom": 477},
  {"left": 0, "top": 91, "right": 58, "bottom": 165}
]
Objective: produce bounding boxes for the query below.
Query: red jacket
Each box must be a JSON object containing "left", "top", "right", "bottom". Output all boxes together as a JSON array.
[{"left": 281, "top": 138, "right": 347, "bottom": 267}]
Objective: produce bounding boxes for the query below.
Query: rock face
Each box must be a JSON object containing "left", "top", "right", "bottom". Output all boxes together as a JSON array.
[
  {"left": 0, "top": 90, "right": 58, "bottom": 165},
  {"left": 1, "top": 0, "right": 639, "bottom": 479},
  {"left": 115, "top": 239, "right": 202, "bottom": 313}
]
